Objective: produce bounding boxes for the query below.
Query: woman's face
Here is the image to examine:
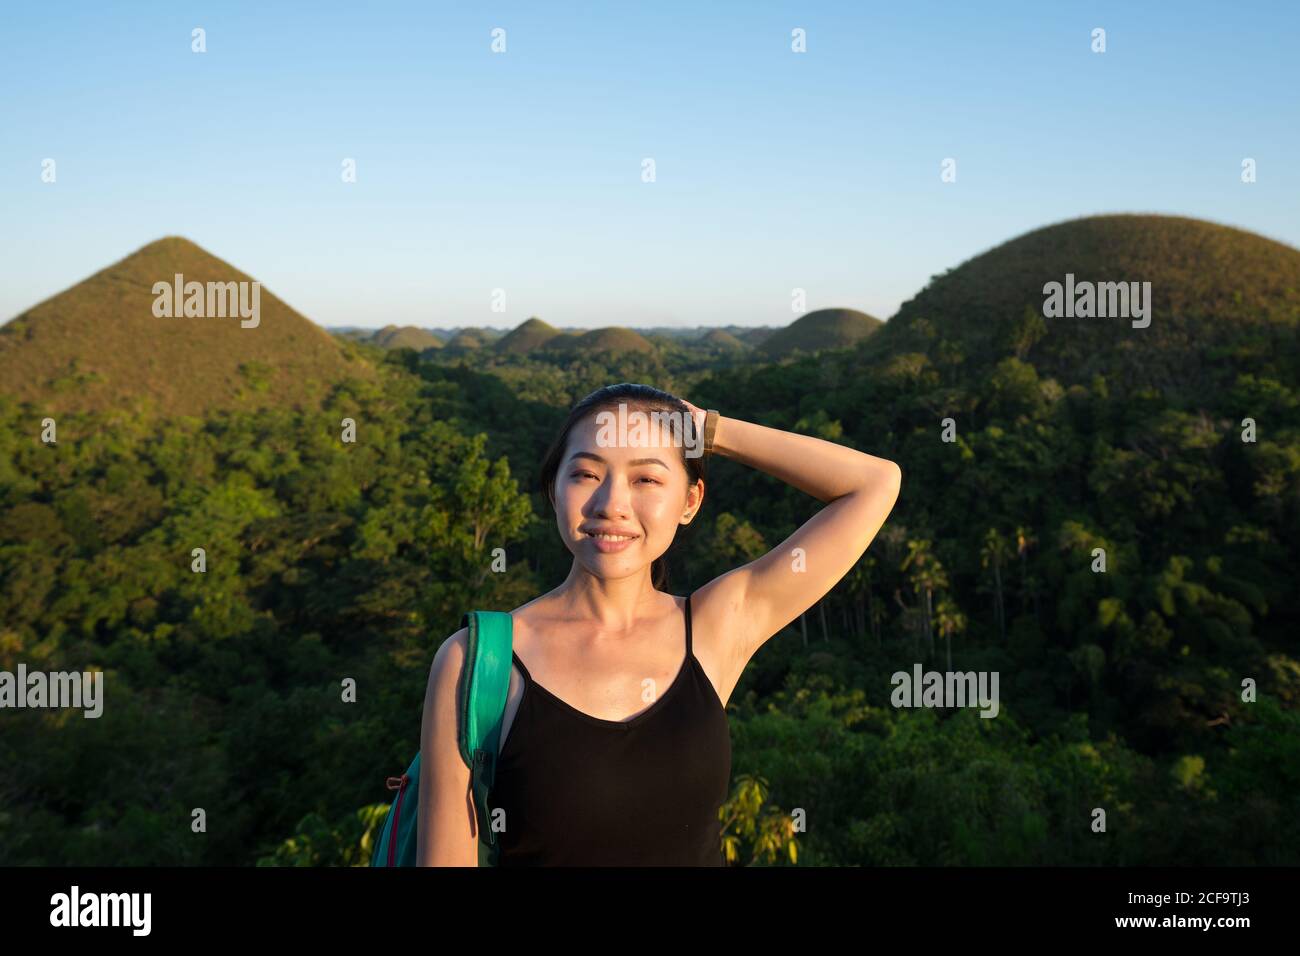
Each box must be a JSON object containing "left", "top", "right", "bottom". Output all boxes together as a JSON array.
[{"left": 553, "top": 408, "right": 702, "bottom": 577}]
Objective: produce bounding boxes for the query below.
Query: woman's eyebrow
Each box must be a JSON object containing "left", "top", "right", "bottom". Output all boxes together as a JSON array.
[{"left": 569, "top": 451, "right": 669, "bottom": 468}]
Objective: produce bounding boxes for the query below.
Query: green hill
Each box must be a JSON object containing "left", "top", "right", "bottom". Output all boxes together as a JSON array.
[
  {"left": 495, "top": 317, "right": 560, "bottom": 354},
  {"left": 738, "top": 327, "right": 777, "bottom": 347},
  {"left": 760, "top": 308, "right": 882, "bottom": 358},
  {"left": 865, "top": 213, "right": 1300, "bottom": 395},
  {"left": 370, "top": 325, "right": 444, "bottom": 350},
  {"left": 445, "top": 329, "right": 489, "bottom": 350},
  {"left": 702, "top": 329, "right": 748, "bottom": 351},
  {"left": 327, "top": 326, "right": 371, "bottom": 341},
  {"left": 542, "top": 326, "right": 657, "bottom": 356},
  {"left": 0, "top": 237, "right": 375, "bottom": 417}
]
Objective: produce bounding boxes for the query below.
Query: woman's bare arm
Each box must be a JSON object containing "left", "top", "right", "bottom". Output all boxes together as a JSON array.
[
  {"left": 691, "top": 411, "right": 902, "bottom": 675},
  {"left": 415, "top": 628, "right": 481, "bottom": 866}
]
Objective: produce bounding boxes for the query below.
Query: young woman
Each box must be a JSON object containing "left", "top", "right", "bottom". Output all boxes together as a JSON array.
[{"left": 416, "top": 383, "right": 902, "bottom": 865}]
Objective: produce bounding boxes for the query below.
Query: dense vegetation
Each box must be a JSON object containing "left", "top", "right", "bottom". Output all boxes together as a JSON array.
[{"left": 2, "top": 215, "right": 1297, "bottom": 866}]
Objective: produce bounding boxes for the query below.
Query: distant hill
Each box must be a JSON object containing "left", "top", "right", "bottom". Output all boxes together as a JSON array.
[
  {"left": 0, "top": 237, "right": 374, "bottom": 417},
  {"left": 538, "top": 332, "right": 582, "bottom": 352},
  {"left": 490, "top": 319, "right": 656, "bottom": 357},
  {"left": 701, "top": 329, "right": 748, "bottom": 351},
  {"left": 864, "top": 213, "right": 1300, "bottom": 396},
  {"left": 370, "top": 325, "right": 444, "bottom": 350},
  {"left": 542, "top": 326, "right": 656, "bottom": 356},
  {"left": 326, "top": 325, "right": 372, "bottom": 341},
  {"left": 642, "top": 332, "right": 677, "bottom": 350},
  {"left": 759, "top": 308, "right": 882, "bottom": 358},
  {"left": 737, "top": 327, "right": 778, "bottom": 347},
  {"left": 495, "top": 317, "right": 561, "bottom": 354},
  {"left": 445, "top": 329, "right": 490, "bottom": 350}
]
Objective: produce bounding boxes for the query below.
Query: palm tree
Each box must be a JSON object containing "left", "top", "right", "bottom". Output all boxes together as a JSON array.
[
  {"left": 980, "top": 528, "right": 1011, "bottom": 643},
  {"left": 1014, "top": 525, "right": 1038, "bottom": 620},
  {"left": 901, "top": 539, "right": 949, "bottom": 660},
  {"left": 844, "top": 557, "right": 881, "bottom": 649},
  {"left": 933, "top": 596, "right": 967, "bottom": 671}
]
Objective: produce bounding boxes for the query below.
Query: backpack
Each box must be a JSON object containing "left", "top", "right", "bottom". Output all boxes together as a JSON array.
[{"left": 370, "top": 609, "right": 514, "bottom": 867}]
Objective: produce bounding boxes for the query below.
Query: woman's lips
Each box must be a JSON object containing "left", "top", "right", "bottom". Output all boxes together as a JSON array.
[{"left": 583, "top": 530, "right": 639, "bottom": 553}]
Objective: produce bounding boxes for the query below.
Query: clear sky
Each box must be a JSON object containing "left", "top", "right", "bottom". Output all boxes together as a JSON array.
[{"left": 2, "top": 1, "right": 1297, "bottom": 330}]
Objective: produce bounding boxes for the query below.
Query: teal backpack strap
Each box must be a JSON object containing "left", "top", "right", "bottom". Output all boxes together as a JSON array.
[
  {"left": 370, "top": 609, "right": 513, "bottom": 868},
  {"left": 457, "top": 609, "right": 514, "bottom": 866}
]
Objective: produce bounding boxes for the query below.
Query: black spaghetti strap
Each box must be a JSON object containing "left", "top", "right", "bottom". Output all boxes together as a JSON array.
[
  {"left": 511, "top": 649, "right": 532, "bottom": 684},
  {"left": 684, "top": 592, "right": 693, "bottom": 656}
]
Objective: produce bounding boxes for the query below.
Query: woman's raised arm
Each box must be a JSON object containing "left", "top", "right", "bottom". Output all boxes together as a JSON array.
[{"left": 689, "top": 408, "right": 901, "bottom": 677}]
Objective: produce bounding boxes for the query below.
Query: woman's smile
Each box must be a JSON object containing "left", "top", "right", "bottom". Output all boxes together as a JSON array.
[{"left": 582, "top": 529, "right": 640, "bottom": 552}]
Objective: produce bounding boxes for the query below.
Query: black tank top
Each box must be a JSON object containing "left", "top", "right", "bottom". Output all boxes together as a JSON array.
[{"left": 489, "top": 592, "right": 732, "bottom": 866}]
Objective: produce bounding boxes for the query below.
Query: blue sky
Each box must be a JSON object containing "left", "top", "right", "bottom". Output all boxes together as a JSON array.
[{"left": 2, "top": 1, "right": 1297, "bottom": 330}]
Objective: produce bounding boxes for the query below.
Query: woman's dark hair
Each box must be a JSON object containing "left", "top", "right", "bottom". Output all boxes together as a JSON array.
[{"left": 538, "top": 383, "right": 707, "bottom": 591}]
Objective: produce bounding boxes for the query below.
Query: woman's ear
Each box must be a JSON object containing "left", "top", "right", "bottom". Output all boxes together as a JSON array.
[{"left": 683, "top": 479, "right": 704, "bottom": 520}]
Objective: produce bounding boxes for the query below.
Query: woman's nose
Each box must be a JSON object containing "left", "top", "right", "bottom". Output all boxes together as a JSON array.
[{"left": 591, "top": 478, "right": 632, "bottom": 517}]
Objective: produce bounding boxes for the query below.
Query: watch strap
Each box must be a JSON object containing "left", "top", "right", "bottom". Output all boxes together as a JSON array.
[{"left": 703, "top": 409, "right": 719, "bottom": 455}]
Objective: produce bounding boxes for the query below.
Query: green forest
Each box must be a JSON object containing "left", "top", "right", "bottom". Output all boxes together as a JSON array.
[
  {"left": 3, "top": 329, "right": 1297, "bottom": 866},
  {"left": 2, "top": 215, "right": 1298, "bottom": 867}
]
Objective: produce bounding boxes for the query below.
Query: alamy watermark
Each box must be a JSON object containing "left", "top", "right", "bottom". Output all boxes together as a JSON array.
[
  {"left": 1042, "top": 273, "right": 1151, "bottom": 329},
  {"left": 891, "top": 664, "right": 999, "bottom": 718},
  {"left": 594, "top": 403, "right": 705, "bottom": 458},
  {"left": 152, "top": 273, "right": 260, "bottom": 328},
  {"left": 50, "top": 886, "right": 150, "bottom": 936},
  {"left": 0, "top": 665, "right": 103, "bottom": 718}
]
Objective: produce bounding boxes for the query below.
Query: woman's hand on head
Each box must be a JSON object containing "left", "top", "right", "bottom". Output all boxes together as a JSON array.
[{"left": 680, "top": 399, "right": 706, "bottom": 445}]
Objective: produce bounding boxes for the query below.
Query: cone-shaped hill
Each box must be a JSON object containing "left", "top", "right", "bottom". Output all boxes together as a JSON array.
[
  {"left": 864, "top": 214, "right": 1300, "bottom": 396},
  {"left": 370, "top": 325, "right": 443, "bottom": 350},
  {"left": 759, "top": 308, "right": 882, "bottom": 358},
  {"left": 0, "top": 237, "right": 374, "bottom": 417},
  {"left": 542, "top": 326, "right": 656, "bottom": 356},
  {"left": 445, "top": 329, "right": 489, "bottom": 350},
  {"left": 701, "top": 329, "right": 748, "bottom": 351},
  {"left": 494, "top": 317, "right": 560, "bottom": 354}
]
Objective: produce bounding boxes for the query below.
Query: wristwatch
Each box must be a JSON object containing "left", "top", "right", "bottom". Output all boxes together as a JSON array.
[{"left": 702, "top": 409, "right": 719, "bottom": 456}]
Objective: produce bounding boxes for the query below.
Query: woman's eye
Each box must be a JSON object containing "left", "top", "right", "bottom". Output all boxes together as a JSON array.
[{"left": 570, "top": 472, "right": 659, "bottom": 485}]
